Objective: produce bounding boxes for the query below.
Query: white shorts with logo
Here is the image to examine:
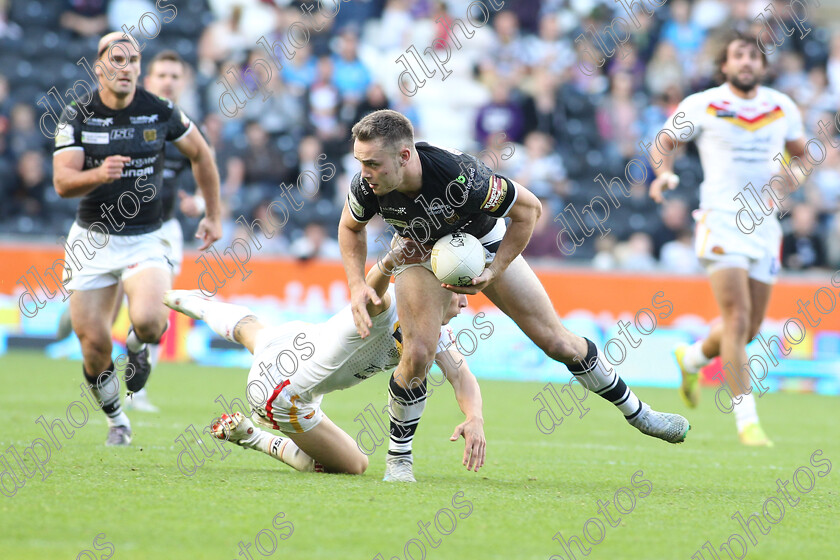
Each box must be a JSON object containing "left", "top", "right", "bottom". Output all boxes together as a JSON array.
[
  {"left": 63, "top": 222, "right": 175, "bottom": 291},
  {"left": 246, "top": 321, "right": 325, "bottom": 434},
  {"left": 391, "top": 218, "right": 506, "bottom": 277},
  {"left": 160, "top": 217, "right": 184, "bottom": 276},
  {"left": 693, "top": 209, "right": 782, "bottom": 285}
]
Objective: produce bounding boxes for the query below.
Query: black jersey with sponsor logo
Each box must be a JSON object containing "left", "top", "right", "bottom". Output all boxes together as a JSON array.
[
  {"left": 347, "top": 142, "right": 517, "bottom": 242},
  {"left": 53, "top": 87, "right": 192, "bottom": 234},
  {"left": 161, "top": 137, "right": 189, "bottom": 221},
  {"left": 160, "top": 122, "right": 208, "bottom": 221}
]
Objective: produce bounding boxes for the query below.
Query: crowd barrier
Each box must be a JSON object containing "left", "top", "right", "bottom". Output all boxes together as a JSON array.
[{"left": 1, "top": 244, "right": 837, "bottom": 394}]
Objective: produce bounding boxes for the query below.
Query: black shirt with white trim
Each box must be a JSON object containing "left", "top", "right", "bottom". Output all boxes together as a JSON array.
[
  {"left": 53, "top": 87, "right": 193, "bottom": 235},
  {"left": 347, "top": 142, "right": 517, "bottom": 242}
]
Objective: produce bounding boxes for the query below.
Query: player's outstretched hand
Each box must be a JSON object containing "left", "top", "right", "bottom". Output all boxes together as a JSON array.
[
  {"left": 450, "top": 417, "right": 486, "bottom": 472},
  {"left": 194, "top": 215, "right": 222, "bottom": 250},
  {"left": 98, "top": 155, "right": 131, "bottom": 183},
  {"left": 649, "top": 172, "right": 680, "bottom": 203},
  {"left": 443, "top": 267, "right": 496, "bottom": 295},
  {"left": 350, "top": 284, "right": 380, "bottom": 338}
]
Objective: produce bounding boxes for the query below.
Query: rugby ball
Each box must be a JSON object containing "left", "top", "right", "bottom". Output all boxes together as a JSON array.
[{"left": 431, "top": 233, "right": 486, "bottom": 286}]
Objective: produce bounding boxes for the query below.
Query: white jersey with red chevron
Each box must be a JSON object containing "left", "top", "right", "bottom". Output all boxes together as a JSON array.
[{"left": 662, "top": 83, "right": 805, "bottom": 214}]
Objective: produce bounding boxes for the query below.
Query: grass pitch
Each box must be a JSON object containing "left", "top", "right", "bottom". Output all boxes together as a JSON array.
[{"left": 1, "top": 351, "right": 837, "bottom": 560}]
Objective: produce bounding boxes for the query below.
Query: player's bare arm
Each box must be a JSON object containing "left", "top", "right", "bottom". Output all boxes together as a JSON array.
[
  {"left": 648, "top": 134, "right": 683, "bottom": 204},
  {"left": 174, "top": 127, "right": 222, "bottom": 250},
  {"left": 363, "top": 243, "right": 400, "bottom": 316},
  {"left": 364, "top": 237, "right": 429, "bottom": 315},
  {"left": 338, "top": 201, "right": 380, "bottom": 338},
  {"left": 53, "top": 149, "right": 131, "bottom": 198},
  {"left": 436, "top": 346, "right": 485, "bottom": 472},
  {"left": 444, "top": 181, "right": 541, "bottom": 295}
]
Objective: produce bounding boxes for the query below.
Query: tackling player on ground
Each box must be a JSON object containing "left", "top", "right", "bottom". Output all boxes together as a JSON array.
[
  {"left": 339, "top": 110, "right": 690, "bottom": 482},
  {"left": 164, "top": 244, "right": 485, "bottom": 476},
  {"left": 649, "top": 32, "right": 807, "bottom": 446},
  {"left": 52, "top": 32, "right": 222, "bottom": 445}
]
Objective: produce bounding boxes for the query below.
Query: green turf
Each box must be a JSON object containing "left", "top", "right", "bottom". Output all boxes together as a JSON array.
[{"left": 0, "top": 351, "right": 837, "bottom": 560}]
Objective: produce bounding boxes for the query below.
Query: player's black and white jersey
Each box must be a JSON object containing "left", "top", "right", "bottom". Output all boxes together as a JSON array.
[
  {"left": 53, "top": 87, "right": 193, "bottom": 234},
  {"left": 347, "top": 142, "right": 518, "bottom": 242},
  {"left": 160, "top": 139, "right": 189, "bottom": 221},
  {"left": 160, "top": 121, "right": 208, "bottom": 221}
]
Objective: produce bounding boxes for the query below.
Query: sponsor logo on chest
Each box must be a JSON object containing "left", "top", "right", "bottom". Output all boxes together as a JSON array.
[
  {"left": 110, "top": 128, "right": 134, "bottom": 141},
  {"left": 131, "top": 114, "right": 160, "bottom": 124},
  {"left": 87, "top": 117, "right": 114, "bottom": 127},
  {"left": 81, "top": 131, "right": 109, "bottom": 145}
]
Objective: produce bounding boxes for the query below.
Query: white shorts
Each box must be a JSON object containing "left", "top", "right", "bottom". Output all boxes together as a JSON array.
[
  {"left": 694, "top": 209, "right": 782, "bottom": 285},
  {"left": 245, "top": 322, "right": 325, "bottom": 434},
  {"left": 392, "top": 218, "right": 506, "bottom": 277},
  {"left": 63, "top": 222, "right": 175, "bottom": 291},
  {"left": 160, "top": 218, "right": 184, "bottom": 276}
]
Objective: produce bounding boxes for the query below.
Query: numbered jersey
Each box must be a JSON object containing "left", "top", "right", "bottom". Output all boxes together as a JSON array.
[
  {"left": 347, "top": 142, "right": 518, "bottom": 242},
  {"left": 53, "top": 87, "right": 193, "bottom": 234}
]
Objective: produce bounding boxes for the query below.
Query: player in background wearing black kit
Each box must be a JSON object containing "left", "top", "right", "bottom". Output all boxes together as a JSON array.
[
  {"left": 125, "top": 50, "right": 207, "bottom": 411},
  {"left": 53, "top": 50, "right": 207, "bottom": 413},
  {"left": 339, "top": 110, "right": 689, "bottom": 482},
  {"left": 52, "top": 32, "right": 222, "bottom": 445}
]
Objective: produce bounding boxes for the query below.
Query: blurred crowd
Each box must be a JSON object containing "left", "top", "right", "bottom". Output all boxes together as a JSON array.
[{"left": 0, "top": 0, "right": 838, "bottom": 272}]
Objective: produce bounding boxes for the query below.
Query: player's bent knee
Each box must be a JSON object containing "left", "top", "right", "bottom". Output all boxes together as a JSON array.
[
  {"left": 400, "top": 345, "right": 436, "bottom": 377},
  {"left": 131, "top": 317, "right": 168, "bottom": 342},
  {"left": 78, "top": 332, "right": 113, "bottom": 357},
  {"left": 722, "top": 311, "right": 751, "bottom": 336},
  {"left": 539, "top": 335, "right": 581, "bottom": 363}
]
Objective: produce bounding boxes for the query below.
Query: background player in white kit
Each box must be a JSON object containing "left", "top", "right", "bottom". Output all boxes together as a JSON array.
[
  {"left": 163, "top": 246, "right": 486, "bottom": 478},
  {"left": 649, "top": 32, "right": 807, "bottom": 446}
]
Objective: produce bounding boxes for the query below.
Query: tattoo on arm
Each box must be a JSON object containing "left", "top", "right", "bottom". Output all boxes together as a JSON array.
[{"left": 233, "top": 315, "right": 260, "bottom": 342}]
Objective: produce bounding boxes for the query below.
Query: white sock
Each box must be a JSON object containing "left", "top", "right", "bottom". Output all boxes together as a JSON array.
[
  {"left": 126, "top": 329, "right": 145, "bottom": 353},
  {"left": 732, "top": 392, "right": 759, "bottom": 431},
  {"left": 106, "top": 411, "right": 131, "bottom": 428},
  {"left": 239, "top": 428, "right": 319, "bottom": 472},
  {"left": 88, "top": 368, "right": 130, "bottom": 428},
  {"left": 200, "top": 302, "right": 255, "bottom": 343},
  {"left": 148, "top": 343, "right": 161, "bottom": 367},
  {"left": 683, "top": 341, "right": 711, "bottom": 372}
]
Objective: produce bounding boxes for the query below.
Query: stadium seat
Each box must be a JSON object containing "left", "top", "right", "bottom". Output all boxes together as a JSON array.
[{"left": 9, "top": 1, "right": 54, "bottom": 27}]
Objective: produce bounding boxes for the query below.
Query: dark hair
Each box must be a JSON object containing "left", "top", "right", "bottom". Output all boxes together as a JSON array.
[
  {"left": 351, "top": 109, "right": 414, "bottom": 150},
  {"left": 713, "top": 30, "right": 767, "bottom": 84},
  {"left": 148, "top": 50, "right": 186, "bottom": 73}
]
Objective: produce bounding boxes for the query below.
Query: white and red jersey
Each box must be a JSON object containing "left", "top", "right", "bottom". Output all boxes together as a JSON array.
[
  {"left": 662, "top": 83, "right": 804, "bottom": 214},
  {"left": 249, "top": 288, "right": 454, "bottom": 402}
]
